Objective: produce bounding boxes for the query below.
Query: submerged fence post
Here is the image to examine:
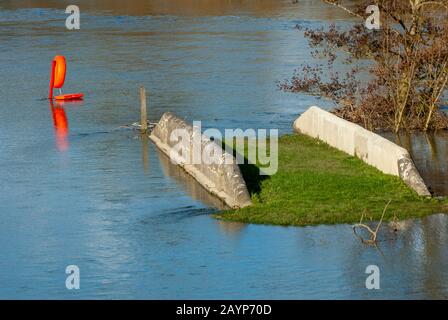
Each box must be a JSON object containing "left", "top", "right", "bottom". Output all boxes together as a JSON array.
[{"left": 140, "top": 86, "right": 148, "bottom": 133}]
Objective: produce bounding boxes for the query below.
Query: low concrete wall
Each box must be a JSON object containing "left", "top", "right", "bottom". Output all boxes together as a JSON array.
[
  {"left": 293, "top": 106, "right": 430, "bottom": 196},
  {"left": 156, "top": 147, "right": 229, "bottom": 210},
  {"left": 149, "top": 112, "right": 252, "bottom": 209}
]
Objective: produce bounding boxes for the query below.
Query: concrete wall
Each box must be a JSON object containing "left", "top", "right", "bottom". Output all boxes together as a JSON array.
[
  {"left": 150, "top": 112, "right": 252, "bottom": 209},
  {"left": 293, "top": 106, "right": 430, "bottom": 196},
  {"left": 156, "top": 147, "right": 229, "bottom": 210}
]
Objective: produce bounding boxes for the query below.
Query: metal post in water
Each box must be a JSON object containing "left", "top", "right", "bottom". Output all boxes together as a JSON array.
[{"left": 140, "top": 86, "right": 148, "bottom": 133}]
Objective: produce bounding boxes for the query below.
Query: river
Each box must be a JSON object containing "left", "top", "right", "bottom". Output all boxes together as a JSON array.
[{"left": 0, "top": 0, "right": 447, "bottom": 299}]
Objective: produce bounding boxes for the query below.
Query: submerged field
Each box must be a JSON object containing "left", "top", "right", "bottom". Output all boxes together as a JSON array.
[{"left": 216, "top": 134, "right": 448, "bottom": 226}]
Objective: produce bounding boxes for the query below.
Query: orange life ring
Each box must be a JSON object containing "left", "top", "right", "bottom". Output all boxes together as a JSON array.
[{"left": 53, "top": 55, "right": 66, "bottom": 88}]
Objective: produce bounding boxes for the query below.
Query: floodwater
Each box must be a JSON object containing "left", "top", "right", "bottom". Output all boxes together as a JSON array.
[
  {"left": 0, "top": 0, "right": 447, "bottom": 299},
  {"left": 382, "top": 131, "right": 448, "bottom": 196}
]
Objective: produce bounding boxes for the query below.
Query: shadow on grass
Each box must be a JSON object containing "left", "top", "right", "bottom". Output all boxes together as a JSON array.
[
  {"left": 221, "top": 138, "right": 270, "bottom": 197},
  {"left": 238, "top": 161, "right": 269, "bottom": 196}
]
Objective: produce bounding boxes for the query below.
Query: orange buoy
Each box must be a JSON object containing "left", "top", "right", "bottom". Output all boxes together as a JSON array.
[{"left": 48, "top": 55, "right": 84, "bottom": 101}]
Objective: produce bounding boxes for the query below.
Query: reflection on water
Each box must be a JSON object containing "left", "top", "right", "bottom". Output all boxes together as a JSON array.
[
  {"left": 156, "top": 145, "right": 228, "bottom": 210},
  {"left": 215, "top": 219, "right": 247, "bottom": 237},
  {"left": 49, "top": 99, "right": 85, "bottom": 152},
  {"left": 0, "top": 0, "right": 447, "bottom": 299},
  {"left": 382, "top": 131, "right": 448, "bottom": 196},
  {"left": 49, "top": 100, "right": 69, "bottom": 151},
  {"left": 141, "top": 134, "right": 149, "bottom": 174}
]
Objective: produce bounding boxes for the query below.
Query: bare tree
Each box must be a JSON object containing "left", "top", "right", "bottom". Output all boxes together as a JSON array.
[{"left": 281, "top": 0, "right": 448, "bottom": 132}]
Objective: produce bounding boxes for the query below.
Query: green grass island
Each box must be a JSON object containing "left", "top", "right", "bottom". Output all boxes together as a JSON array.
[{"left": 215, "top": 134, "right": 448, "bottom": 226}]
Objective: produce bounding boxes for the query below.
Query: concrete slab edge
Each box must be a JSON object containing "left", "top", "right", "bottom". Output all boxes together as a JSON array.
[
  {"left": 149, "top": 112, "right": 252, "bottom": 209},
  {"left": 293, "top": 106, "right": 431, "bottom": 197}
]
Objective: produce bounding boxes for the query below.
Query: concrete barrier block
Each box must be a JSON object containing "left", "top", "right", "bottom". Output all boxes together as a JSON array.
[
  {"left": 150, "top": 112, "right": 252, "bottom": 208},
  {"left": 293, "top": 106, "right": 431, "bottom": 196}
]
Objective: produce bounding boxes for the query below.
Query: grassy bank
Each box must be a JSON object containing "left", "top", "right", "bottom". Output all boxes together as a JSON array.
[{"left": 215, "top": 134, "right": 448, "bottom": 226}]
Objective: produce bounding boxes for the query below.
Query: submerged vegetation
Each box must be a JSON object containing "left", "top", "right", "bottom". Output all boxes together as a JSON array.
[
  {"left": 281, "top": 0, "right": 448, "bottom": 132},
  {"left": 216, "top": 134, "right": 447, "bottom": 226}
]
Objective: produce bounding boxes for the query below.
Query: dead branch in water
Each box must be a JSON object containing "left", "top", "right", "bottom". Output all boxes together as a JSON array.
[{"left": 353, "top": 200, "right": 391, "bottom": 245}]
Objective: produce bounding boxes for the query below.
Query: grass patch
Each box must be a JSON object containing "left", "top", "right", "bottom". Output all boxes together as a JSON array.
[{"left": 215, "top": 134, "right": 448, "bottom": 226}]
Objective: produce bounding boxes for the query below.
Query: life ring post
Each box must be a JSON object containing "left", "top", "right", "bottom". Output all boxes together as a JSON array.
[{"left": 48, "top": 60, "right": 56, "bottom": 99}]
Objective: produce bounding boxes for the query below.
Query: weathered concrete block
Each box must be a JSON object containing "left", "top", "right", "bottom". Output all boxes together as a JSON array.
[
  {"left": 150, "top": 112, "right": 252, "bottom": 209},
  {"left": 293, "top": 106, "right": 431, "bottom": 196}
]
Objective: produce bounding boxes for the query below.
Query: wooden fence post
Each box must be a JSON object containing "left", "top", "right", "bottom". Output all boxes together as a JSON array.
[{"left": 140, "top": 86, "right": 148, "bottom": 133}]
